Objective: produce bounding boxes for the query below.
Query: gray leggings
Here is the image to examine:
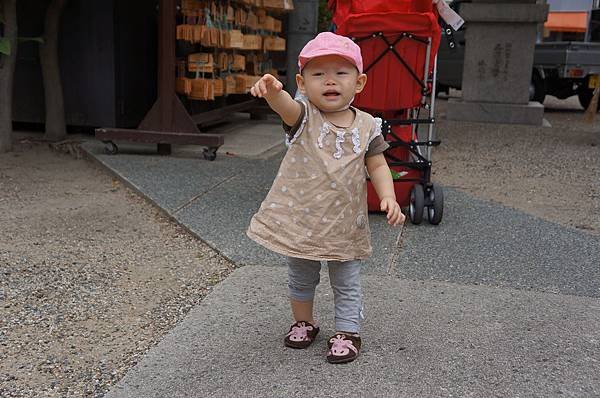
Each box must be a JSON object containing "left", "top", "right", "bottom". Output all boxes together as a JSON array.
[{"left": 287, "top": 256, "right": 363, "bottom": 333}]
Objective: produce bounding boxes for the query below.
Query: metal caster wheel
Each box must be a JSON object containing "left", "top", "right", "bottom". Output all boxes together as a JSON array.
[
  {"left": 409, "top": 184, "right": 424, "bottom": 225},
  {"left": 104, "top": 141, "right": 118, "bottom": 155},
  {"left": 426, "top": 183, "right": 444, "bottom": 225},
  {"left": 203, "top": 147, "right": 217, "bottom": 161}
]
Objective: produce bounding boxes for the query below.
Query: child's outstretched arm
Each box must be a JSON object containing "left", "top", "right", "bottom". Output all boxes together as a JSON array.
[
  {"left": 366, "top": 154, "right": 405, "bottom": 226},
  {"left": 250, "top": 74, "right": 302, "bottom": 127}
]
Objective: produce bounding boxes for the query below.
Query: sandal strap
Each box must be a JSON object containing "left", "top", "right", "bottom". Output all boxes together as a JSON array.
[
  {"left": 328, "top": 333, "right": 361, "bottom": 351},
  {"left": 286, "top": 321, "right": 318, "bottom": 341}
]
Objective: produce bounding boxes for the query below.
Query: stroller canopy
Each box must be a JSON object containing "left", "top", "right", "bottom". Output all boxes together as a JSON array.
[{"left": 328, "top": 0, "right": 441, "bottom": 110}]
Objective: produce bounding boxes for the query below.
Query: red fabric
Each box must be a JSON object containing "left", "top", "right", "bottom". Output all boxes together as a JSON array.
[
  {"left": 384, "top": 124, "right": 412, "bottom": 172},
  {"left": 336, "top": 12, "right": 439, "bottom": 38},
  {"left": 356, "top": 35, "right": 430, "bottom": 109},
  {"left": 367, "top": 169, "right": 420, "bottom": 209},
  {"left": 329, "top": 0, "right": 435, "bottom": 27},
  {"left": 367, "top": 123, "right": 417, "bottom": 210},
  {"left": 328, "top": 2, "right": 441, "bottom": 110}
]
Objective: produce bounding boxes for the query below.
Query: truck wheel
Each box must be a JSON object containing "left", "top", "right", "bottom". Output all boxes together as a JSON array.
[
  {"left": 577, "top": 77, "right": 598, "bottom": 112},
  {"left": 577, "top": 76, "right": 600, "bottom": 112},
  {"left": 578, "top": 89, "right": 593, "bottom": 110},
  {"left": 530, "top": 71, "right": 546, "bottom": 104},
  {"left": 435, "top": 83, "right": 449, "bottom": 98}
]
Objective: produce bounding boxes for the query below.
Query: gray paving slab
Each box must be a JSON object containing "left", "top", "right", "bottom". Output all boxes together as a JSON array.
[
  {"left": 106, "top": 265, "right": 600, "bottom": 398},
  {"left": 174, "top": 152, "right": 284, "bottom": 266},
  {"left": 396, "top": 188, "right": 600, "bottom": 298},
  {"left": 83, "top": 141, "right": 253, "bottom": 213}
]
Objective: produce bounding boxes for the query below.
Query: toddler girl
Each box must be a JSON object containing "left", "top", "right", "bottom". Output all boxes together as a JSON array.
[{"left": 247, "top": 32, "right": 404, "bottom": 364}]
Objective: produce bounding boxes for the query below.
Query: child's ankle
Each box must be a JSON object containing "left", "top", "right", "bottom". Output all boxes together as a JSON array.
[{"left": 296, "top": 319, "right": 318, "bottom": 326}]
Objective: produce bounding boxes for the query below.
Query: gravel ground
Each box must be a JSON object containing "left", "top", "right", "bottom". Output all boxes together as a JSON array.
[
  {"left": 433, "top": 94, "right": 600, "bottom": 235},
  {"left": 0, "top": 140, "right": 234, "bottom": 397}
]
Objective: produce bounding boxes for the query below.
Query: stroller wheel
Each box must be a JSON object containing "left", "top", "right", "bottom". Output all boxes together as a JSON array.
[
  {"left": 409, "top": 184, "right": 424, "bottom": 225},
  {"left": 427, "top": 183, "right": 444, "bottom": 225}
]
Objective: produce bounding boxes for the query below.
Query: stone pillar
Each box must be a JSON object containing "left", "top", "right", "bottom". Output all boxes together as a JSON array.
[
  {"left": 447, "top": 0, "right": 549, "bottom": 125},
  {"left": 286, "top": 0, "right": 318, "bottom": 94}
]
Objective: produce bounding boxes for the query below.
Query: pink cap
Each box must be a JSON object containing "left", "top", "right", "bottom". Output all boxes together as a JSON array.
[{"left": 298, "top": 32, "right": 363, "bottom": 74}]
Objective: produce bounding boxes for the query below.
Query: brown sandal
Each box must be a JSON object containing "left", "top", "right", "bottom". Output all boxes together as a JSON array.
[
  {"left": 327, "top": 333, "right": 361, "bottom": 364},
  {"left": 284, "top": 321, "right": 320, "bottom": 349}
]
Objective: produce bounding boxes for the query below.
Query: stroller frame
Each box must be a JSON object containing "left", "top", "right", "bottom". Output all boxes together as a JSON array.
[{"left": 353, "top": 30, "right": 443, "bottom": 224}]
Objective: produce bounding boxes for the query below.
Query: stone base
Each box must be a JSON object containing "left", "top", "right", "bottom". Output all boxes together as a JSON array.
[{"left": 446, "top": 99, "right": 545, "bottom": 125}]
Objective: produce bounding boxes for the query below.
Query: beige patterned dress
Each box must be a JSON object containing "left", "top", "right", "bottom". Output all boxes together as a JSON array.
[{"left": 247, "top": 99, "right": 387, "bottom": 262}]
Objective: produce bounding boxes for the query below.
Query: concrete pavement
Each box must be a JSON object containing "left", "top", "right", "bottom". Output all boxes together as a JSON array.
[
  {"left": 103, "top": 266, "right": 600, "bottom": 397},
  {"left": 82, "top": 115, "right": 600, "bottom": 397}
]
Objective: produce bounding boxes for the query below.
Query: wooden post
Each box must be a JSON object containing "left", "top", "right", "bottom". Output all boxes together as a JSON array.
[{"left": 137, "top": 0, "right": 204, "bottom": 155}]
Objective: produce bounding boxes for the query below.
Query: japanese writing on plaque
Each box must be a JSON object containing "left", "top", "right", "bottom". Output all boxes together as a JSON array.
[{"left": 477, "top": 43, "right": 512, "bottom": 81}]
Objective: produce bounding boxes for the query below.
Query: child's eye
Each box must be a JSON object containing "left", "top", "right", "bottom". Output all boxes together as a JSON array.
[
  {"left": 337, "top": 71, "right": 348, "bottom": 75},
  {"left": 312, "top": 72, "right": 324, "bottom": 77}
]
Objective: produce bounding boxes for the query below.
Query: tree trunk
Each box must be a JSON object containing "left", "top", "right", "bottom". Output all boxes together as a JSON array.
[
  {"left": 40, "top": 0, "right": 67, "bottom": 142},
  {"left": 0, "top": 0, "right": 17, "bottom": 153}
]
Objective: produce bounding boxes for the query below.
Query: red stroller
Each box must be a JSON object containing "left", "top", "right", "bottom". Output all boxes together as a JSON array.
[{"left": 328, "top": 0, "right": 444, "bottom": 225}]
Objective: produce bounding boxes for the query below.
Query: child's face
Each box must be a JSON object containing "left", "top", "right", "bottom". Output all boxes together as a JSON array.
[{"left": 296, "top": 55, "right": 367, "bottom": 112}]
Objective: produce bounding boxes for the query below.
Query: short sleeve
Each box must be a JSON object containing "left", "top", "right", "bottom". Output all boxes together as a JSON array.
[
  {"left": 283, "top": 100, "right": 306, "bottom": 140},
  {"left": 366, "top": 135, "right": 389, "bottom": 157},
  {"left": 365, "top": 117, "right": 388, "bottom": 157}
]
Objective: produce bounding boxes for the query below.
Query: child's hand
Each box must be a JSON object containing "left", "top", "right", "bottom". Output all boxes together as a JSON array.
[
  {"left": 380, "top": 197, "right": 405, "bottom": 226},
  {"left": 250, "top": 74, "right": 283, "bottom": 100}
]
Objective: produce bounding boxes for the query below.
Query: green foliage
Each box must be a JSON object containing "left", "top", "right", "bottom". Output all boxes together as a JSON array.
[
  {"left": 0, "top": 38, "right": 9, "bottom": 55},
  {"left": 318, "top": 0, "right": 332, "bottom": 32}
]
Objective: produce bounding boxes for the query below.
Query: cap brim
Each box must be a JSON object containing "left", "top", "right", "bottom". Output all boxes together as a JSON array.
[{"left": 299, "top": 49, "right": 362, "bottom": 73}]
